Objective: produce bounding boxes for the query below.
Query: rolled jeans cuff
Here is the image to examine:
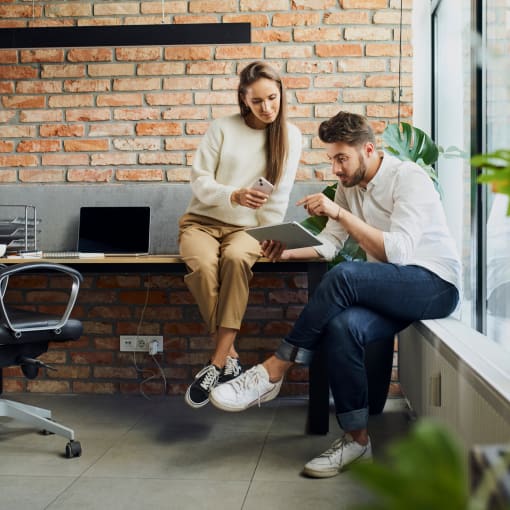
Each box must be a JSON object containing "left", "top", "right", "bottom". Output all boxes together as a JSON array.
[
  {"left": 336, "top": 408, "right": 369, "bottom": 432},
  {"left": 275, "top": 339, "right": 314, "bottom": 365}
]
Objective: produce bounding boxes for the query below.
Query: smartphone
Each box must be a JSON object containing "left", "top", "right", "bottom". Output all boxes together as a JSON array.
[{"left": 250, "top": 177, "right": 274, "bottom": 195}]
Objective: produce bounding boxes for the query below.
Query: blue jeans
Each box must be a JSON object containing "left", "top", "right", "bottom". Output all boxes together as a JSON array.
[{"left": 275, "top": 262, "right": 459, "bottom": 432}]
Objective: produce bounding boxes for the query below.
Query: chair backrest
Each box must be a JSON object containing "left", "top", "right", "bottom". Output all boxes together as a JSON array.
[{"left": 0, "top": 262, "right": 83, "bottom": 373}]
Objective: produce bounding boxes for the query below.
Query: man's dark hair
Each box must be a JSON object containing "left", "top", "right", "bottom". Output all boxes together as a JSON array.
[{"left": 318, "top": 111, "right": 376, "bottom": 147}]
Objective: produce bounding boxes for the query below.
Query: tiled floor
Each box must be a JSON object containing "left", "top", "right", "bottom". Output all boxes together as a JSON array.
[{"left": 0, "top": 394, "right": 411, "bottom": 510}]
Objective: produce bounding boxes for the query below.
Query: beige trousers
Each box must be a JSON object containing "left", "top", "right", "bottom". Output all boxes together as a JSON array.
[{"left": 178, "top": 213, "right": 262, "bottom": 334}]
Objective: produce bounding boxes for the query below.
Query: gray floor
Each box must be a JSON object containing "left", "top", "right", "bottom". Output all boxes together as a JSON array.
[{"left": 0, "top": 394, "right": 411, "bottom": 510}]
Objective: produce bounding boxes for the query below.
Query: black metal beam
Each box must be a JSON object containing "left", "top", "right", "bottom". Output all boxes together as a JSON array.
[{"left": 0, "top": 22, "right": 250, "bottom": 49}]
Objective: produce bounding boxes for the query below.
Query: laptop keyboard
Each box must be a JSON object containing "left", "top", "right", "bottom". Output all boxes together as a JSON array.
[{"left": 42, "top": 251, "right": 104, "bottom": 259}]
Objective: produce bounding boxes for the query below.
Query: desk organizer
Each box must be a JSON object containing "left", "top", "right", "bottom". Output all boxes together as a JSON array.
[{"left": 0, "top": 204, "right": 39, "bottom": 255}]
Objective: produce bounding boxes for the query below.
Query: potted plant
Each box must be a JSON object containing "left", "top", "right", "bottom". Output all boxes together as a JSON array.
[{"left": 349, "top": 418, "right": 510, "bottom": 510}]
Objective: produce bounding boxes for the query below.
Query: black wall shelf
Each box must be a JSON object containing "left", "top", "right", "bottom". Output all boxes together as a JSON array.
[{"left": 0, "top": 22, "right": 250, "bottom": 49}]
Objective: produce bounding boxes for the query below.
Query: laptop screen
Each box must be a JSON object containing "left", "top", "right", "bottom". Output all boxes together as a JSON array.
[{"left": 77, "top": 206, "right": 150, "bottom": 254}]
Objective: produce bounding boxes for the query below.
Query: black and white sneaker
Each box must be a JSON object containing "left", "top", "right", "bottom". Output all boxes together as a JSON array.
[
  {"left": 219, "top": 356, "right": 243, "bottom": 384},
  {"left": 185, "top": 363, "right": 221, "bottom": 408}
]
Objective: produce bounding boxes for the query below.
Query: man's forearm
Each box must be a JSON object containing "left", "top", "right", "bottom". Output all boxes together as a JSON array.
[{"left": 283, "top": 246, "right": 322, "bottom": 260}]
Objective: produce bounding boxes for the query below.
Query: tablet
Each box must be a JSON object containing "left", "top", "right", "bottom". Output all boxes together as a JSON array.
[{"left": 245, "top": 221, "right": 323, "bottom": 249}]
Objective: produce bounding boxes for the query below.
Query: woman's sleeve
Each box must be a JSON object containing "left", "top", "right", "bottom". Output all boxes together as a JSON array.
[
  {"left": 256, "top": 125, "right": 303, "bottom": 226},
  {"left": 190, "top": 122, "right": 237, "bottom": 208}
]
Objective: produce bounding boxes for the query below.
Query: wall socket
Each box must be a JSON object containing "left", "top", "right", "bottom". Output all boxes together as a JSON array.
[{"left": 120, "top": 335, "right": 164, "bottom": 353}]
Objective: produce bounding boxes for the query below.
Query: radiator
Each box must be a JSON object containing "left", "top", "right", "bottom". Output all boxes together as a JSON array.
[{"left": 399, "top": 319, "right": 510, "bottom": 452}]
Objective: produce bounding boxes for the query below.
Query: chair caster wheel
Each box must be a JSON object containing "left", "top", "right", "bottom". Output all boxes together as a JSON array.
[{"left": 65, "top": 440, "right": 82, "bottom": 458}]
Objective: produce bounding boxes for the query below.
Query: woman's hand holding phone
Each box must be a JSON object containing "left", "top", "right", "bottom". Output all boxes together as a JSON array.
[{"left": 231, "top": 177, "right": 274, "bottom": 209}]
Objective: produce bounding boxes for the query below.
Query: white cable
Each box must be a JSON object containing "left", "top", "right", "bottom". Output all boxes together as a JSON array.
[
  {"left": 161, "top": 0, "right": 165, "bottom": 23},
  {"left": 131, "top": 275, "right": 167, "bottom": 399}
]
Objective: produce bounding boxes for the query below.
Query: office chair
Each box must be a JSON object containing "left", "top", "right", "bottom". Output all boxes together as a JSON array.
[{"left": 0, "top": 262, "right": 83, "bottom": 458}]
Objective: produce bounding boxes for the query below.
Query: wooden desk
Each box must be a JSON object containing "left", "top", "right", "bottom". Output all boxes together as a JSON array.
[{"left": 1, "top": 255, "right": 331, "bottom": 434}]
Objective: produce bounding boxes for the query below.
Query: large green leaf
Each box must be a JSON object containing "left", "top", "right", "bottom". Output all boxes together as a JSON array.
[
  {"left": 350, "top": 419, "right": 470, "bottom": 510},
  {"left": 472, "top": 149, "right": 510, "bottom": 215},
  {"left": 382, "top": 122, "right": 440, "bottom": 166}
]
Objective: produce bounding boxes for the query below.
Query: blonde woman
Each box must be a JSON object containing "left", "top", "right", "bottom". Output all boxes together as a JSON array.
[{"left": 179, "top": 61, "right": 302, "bottom": 408}]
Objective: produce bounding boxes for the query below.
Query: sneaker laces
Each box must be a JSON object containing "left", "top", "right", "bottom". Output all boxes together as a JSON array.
[
  {"left": 319, "top": 435, "right": 351, "bottom": 461},
  {"left": 228, "top": 366, "right": 267, "bottom": 407},
  {"left": 223, "top": 357, "right": 241, "bottom": 377},
  {"left": 197, "top": 365, "right": 220, "bottom": 391}
]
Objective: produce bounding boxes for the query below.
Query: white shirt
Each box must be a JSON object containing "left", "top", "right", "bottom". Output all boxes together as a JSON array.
[
  {"left": 185, "top": 114, "right": 302, "bottom": 227},
  {"left": 315, "top": 153, "right": 462, "bottom": 291}
]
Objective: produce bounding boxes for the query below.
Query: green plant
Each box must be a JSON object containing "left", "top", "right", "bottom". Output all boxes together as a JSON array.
[
  {"left": 472, "top": 149, "right": 510, "bottom": 215},
  {"left": 349, "top": 418, "right": 510, "bottom": 510},
  {"left": 382, "top": 122, "right": 466, "bottom": 193},
  {"left": 349, "top": 419, "right": 469, "bottom": 510}
]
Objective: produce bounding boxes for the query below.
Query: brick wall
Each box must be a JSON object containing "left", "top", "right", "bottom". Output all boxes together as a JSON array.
[
  {"left": 0, "top": 0, "right": 407, "bottom": 397},
  {"left": 0, "top": 0, "right": 412, "bottom": 184}
]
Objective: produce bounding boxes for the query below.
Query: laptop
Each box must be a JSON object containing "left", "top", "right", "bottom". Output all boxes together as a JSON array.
[{"left": 77, "top": 206, "right": 151, "bottom": 256}]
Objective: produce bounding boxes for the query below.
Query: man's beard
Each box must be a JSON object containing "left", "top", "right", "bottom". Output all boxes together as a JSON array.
[{"left": 341, "top": 153, "right": 366, "bottom": 188}]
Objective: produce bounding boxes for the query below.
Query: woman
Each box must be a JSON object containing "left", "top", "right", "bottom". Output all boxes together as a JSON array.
[{"left": 179, "top": 61, "right": 302, "bottom": 408}]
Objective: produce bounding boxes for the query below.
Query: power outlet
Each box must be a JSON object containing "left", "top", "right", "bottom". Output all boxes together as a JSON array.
[{"left": 120, "top": 335, "right": 164, "bottom": 353}]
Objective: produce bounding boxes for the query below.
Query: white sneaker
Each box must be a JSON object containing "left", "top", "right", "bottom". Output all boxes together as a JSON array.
[
  {"left": 303, "top": 434, "right": 372, "bottom": 478},
  {"left": 210, "top": 364, "right": 283, "bottom": 412}
]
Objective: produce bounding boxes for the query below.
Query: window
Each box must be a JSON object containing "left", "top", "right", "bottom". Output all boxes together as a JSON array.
[{"left": 432, "top": 0, "right": 510, "bottom": 351}]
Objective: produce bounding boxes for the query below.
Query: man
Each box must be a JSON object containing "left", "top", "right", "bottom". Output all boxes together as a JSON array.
[{"left": 209, "top": 111, "right": 461, "bottom": 478}]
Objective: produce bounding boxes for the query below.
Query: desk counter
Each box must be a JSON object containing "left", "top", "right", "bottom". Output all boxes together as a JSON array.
[{"left": 1, "top": 255, "right": 330, "bottom": 434}]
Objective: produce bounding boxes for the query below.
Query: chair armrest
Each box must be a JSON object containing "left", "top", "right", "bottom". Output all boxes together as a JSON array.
[{"left": 0, "top": 262, "right": 83, "bottom": 336}]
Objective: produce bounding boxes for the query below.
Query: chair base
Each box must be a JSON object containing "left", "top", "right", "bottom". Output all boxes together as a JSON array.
[
  {"left": 0, "top": 397, "right": 82, "bottom": 458},
  {"left": 0, "top": 397, "right": 74, "bottom": 439}
]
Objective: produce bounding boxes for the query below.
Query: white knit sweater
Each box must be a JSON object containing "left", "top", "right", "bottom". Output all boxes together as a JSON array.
[{"left": 184, "top": 114, "right": 302, "bottom": 227}]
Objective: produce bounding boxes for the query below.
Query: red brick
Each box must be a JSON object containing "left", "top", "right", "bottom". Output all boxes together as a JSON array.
[
  {"left": 214, "top": 46, "right": 263, "bottom": 59},
  {"left": 46, "top": 3, "right": 91, "bottom": 17},
  {"left": 272, "top": 12, "right": 320, "bottom": 26},
  {"left": 94, "top": 2, "right": 139, "bottom": 15},
  {"left": 64, "top": 139, "right": 109, "bottom": 152},
  {"left": 67, "top": 168, "right": 114, "bottom": 182},
  {"left": 0, "top": 49, "right": 17, "bottom": 64},
  {"left": 0, "top": 154, "right": 38, "bottom": 167},
  {"left": 67, "top": 48, "right": 113, "bottom": 62},
  {"left": 96, "top": 93, "right": 143, "bottom": 107},
  {"left": 64, "top": 79, "right": 111, "bottom": 93},
  {"left": 71, "top": 352, "right": 114, "bottom": 365},
  {"left": 163, "top": 47, "right": 211, "bottom": 61},
  {"left": 116, "top": 47, "right": 161, "bottom": 61},
  {"left": 40, "top": 124, "right": 85, "bottom": 137},
  {"left": 72, "top": 381, "right": 117, "bottom": 394},
  {"left": 223, "top": 13, "right": 269, "bottom": 27},
  {"left": 3, "top": 95, "right": 45, "bottom": 109},
  {"left": 146, "top": 92, "right": 192, "bottom": 106},
  {"left": 135, "top": 122, "right": 182, "bottom": 135},
  {"left": 114, "top": 108, "right": 160, "bottom": 120},
  {"left": 16, "top": 80, "right": 62, "bottom": 94},
  {"left": 251, "top": 29, "right": 292, "bottom": 43},
  {"left": 20, "top": 49, "right": 64, "bottom": 63},
  {"left": 42, "top": 153, "right": 89, "bottom": 166},
  {"left": 113, "top": 77, "right": 161, "bottom": 91},
  {"left": 66, "top": 109, "right": 111, "bottom": 122},
  {"left": 27, "top": 380, "right": 70, "bottom": 393},
  {"left": 48, "top": 94, "right": 93, "bottom": 108},
  {"left": 17, "top": 140, "right": 60, "bottom": 152},
  {"left": 116, "top": 169, "right": 164, "bottom": 181},
  {"left": 0, "top": 140, "right": 14, "bottom": 152},
  {"left": 41, "top": 64, "right": 85, "bottom": 78},
  {"left": 189, "top": 0, "right": 236, "bottom": 12}
]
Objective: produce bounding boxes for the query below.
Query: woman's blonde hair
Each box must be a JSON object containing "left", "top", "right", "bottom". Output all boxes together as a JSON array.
[{"left": 238, "top": 61, "right": 288, "bottom": 187}]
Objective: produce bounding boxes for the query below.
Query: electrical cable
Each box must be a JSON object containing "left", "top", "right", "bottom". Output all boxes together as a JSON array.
[
  {"left": 397, "top": 0, "right": 404, "bottom": 126},
  {"left": 130, "top": 275, "right": 167, "bottom": 399}
]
